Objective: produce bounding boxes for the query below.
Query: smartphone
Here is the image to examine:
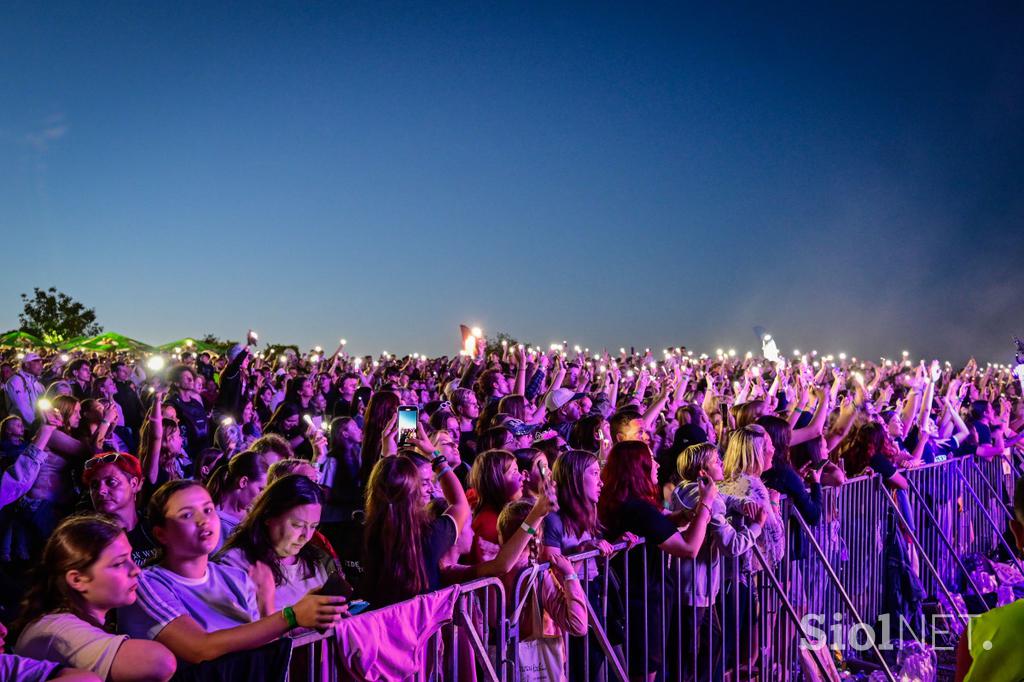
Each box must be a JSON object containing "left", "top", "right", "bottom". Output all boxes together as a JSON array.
[
  {"left": 397, "top": 405, "right": 418, "bottom": 445},
  {"left": 247, "top": 330, "right": 259, "bottom": 345},
  {"left": 37, "top": 398, "right": 52, "bottom": 412},
  {"left": 538, "top": 460, "right": 550, "bottom": 480},
  {"left": 317, "top": 572, "right": 354, "bottom": 598},
  {"left": 348, "top": 599, "right": 370, "bottom": 615}
]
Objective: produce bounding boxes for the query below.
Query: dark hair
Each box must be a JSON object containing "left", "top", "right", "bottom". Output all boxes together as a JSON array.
[
  {"left": 66, "top": 358, "right": 91, "bottom": 377},
  {"left": 478, "top": 426, "right": 512, "bottom": 452},
  {"left": 207, "top": 450, "right": 267, "bottom": 504},
  {"left": 609, "top": 410, "right": 642, "bottom": 442},
  {"left": 755, "top": 415, "right": 792, "bottom": 468},
  {"left": 533, "top": 436, "right": 562, "bottom": 464},
  {"left": 569, "top": 414, "right": 604, "bottom": 452},
  {"left": 969, "top": 400, "right": 990, "bottom": 423},
  {"left": 844, "top": 422, "right": 887, "bottom": 475},
  {"left": 284, "top": 375, "right": 311, "bottom": 405},
  {"left": 359, "top": 391, "right": 400, "bottom": 482},
  {"left": 11, "top": 514, "right": 125, "bottom": 639},
  {"left": 217, "top": 474, "right": 325, "bottom": 586},
  {"left": 167, "top": 364, "right": 194, "bottom": 387},
  {"left": 350, "top": 386, "right": 372, "bottom": 417},
  {"left": 250, "top": 433, "right": 295, "bottom": 460},
  {"left": 469, "top": 449, "right": 518, "bottom": 513},
  {"left": 429, "top": 409, "right": 458, "bottom": 433},
  {"left": 496, "top": 394, "right": 528, "bottom": 422},
  {"left": 552, "top": 449, "right": 600, "bottom": 537},
  {"left": 513, "top": 447, "right": 543, "bottom": 474},
  {"left": 265, "top": 402, "right": 301, "bottom": 436},
  {"left": 148, "top": 479, "right": 207, "bottom": 529}
]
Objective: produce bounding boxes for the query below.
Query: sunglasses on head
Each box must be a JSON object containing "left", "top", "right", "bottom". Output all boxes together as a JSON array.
[{"left": 84, "top": 452, "right": 123, "bottom": 470}]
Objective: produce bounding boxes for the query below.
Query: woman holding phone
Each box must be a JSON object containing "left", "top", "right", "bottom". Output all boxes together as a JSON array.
[{"left": 215, "top": 474, "right": 341, "bottom": 615}]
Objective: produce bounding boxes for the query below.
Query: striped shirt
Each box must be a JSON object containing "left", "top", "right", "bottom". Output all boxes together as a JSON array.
[{"left": 117, "top": 562, "right": 259, "bottom": 640}]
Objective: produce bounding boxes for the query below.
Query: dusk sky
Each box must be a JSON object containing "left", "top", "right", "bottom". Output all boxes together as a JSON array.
[{"left": 2, "top": 2, "right": 1022, "bottom": 362}]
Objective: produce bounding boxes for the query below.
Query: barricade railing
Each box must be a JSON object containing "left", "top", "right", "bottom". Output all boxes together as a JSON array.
[
  {"left": 286, "top": 576, "right": 506, "bottom": 682},
  {"left": 287, "top": 454, "right": 1015, "bottom": 681}
]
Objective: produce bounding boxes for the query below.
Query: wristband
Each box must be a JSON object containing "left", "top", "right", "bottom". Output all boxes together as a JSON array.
[
  {"left": 434, "top": 466, "right": 453, "bottom": 481},
  {"left": 520, "top": 522, "right": 537, "bottom": 536},
  {"left": 562, "top": 572, "right": 579, "bottom": 581},
  {"left": 698, "top": 502, "right": 713, "bottom": 516},
  {"left": 431, "top": 453, "right": 448, "bottom": 468},
  {"left": 283, "top": 606, "right": 298, "bottom": 629}
]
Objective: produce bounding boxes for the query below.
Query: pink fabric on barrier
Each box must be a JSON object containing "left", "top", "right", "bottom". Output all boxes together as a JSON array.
[{"left": 334, "top": 584, "right": 460, "bottom": 681}]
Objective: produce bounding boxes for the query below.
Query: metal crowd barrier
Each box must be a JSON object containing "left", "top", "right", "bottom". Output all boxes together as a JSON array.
[
  {"left": 287, "top": 455, "right": 1016, "bottom": 682},
  {"left": 286, "top": 576, "right": 507, "bottom": 682}
]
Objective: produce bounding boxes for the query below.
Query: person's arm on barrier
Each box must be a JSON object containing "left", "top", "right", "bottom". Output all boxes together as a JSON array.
[
  {"left": 787, "top": 465, "right": 822, "bottom": 525},
  {"left": 883, "top": 471, "right": 908, "bottom": 490},
  {"left": 543, "top": 553, "right": 589, "bottom": 636},
  {"left": 154, "top": 592, "right": 347, "bottom": 665},
  {"left": 659, "top": 476, "right": 716, "bottom": 558},
  {"left": 713, "top": 500, "right": 764, "bottom": 558},
  {"left": 473, "top": 491, "right": 554, "bottom": 578}
]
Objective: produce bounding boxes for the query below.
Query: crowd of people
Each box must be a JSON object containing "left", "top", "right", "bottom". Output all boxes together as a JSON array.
[{"left": 0, "top": 334, "right": 1022, "bottom": 681}]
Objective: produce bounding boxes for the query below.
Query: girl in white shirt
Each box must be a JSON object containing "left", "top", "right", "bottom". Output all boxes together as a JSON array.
[{"left": 12, "top": 514, "right": 177, "bottom": 682}]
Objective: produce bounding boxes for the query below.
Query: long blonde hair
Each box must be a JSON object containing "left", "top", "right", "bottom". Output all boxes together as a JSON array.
[{"left": 723, "top": 424, "right": 769, "bottom": 478}]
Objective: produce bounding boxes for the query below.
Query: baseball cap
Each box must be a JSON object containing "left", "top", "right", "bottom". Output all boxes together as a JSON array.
[
  {"left": 21, "top": 353, "right": 41, "bottom": 364},
  {"left": 497, "top": 417, "right": 540, "bottom": 438},
  {"left": 545, "top": 388, "right": 586, "bottom": 412},
  {"left": 226, "top": 344, "right": 247, "bottom": 362}
]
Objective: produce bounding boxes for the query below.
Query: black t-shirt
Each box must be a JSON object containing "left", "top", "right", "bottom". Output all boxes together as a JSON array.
[
  {"left": 332, "top": 396, "right": 353, "bottom": 419},
  {"left": 612, "top": 497, "right": 677, "bottom": 545},
  {"left": 869, "top": 453, "right": 898, "bottom": 480},
  {"left": 127, "top": 517, "right": 161, "bottom": 568}
]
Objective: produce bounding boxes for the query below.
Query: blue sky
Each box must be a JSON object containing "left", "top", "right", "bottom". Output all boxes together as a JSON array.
[{"left": 2, "top": 2, "right": 1022, "bottom": 361}]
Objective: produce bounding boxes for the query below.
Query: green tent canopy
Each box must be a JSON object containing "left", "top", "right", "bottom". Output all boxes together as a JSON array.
[
  {"left": 74, "top": 333, "right": 153, "bottom": 353},
  {"left": 155, "top": 338, "right": 228, "bottom": 354},
  {"left": 57, "top": 335, "right": 92, "bottom": 350},
  {"left": 0, "top": 330, "right": 49, "bottom": 348}
]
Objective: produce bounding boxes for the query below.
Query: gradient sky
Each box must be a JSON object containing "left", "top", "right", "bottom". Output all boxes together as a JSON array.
[{"left": 2, "top": 2, "right": 1023, "bottom": 362}]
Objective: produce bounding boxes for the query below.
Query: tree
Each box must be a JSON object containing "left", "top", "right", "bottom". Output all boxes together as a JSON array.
[
  {"left": 200, "top": 334, "right": 237, "bottom": 349},
  {"left": 19, "top": 287, "right": 103, "bottom": 344},
  {"left": 486, "top": 331, "right": 528, "bottom": 357}
]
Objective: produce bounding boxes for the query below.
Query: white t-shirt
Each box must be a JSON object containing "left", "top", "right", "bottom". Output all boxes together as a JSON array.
[
  {"left": 117, "top": 562, "right": 259, "bottom": 640},
  {"left": 217, "top": 547, "right": 329, "bottom": 610},
  {"left": 15, "top": 612, "right": 127, "bottom": 680}
]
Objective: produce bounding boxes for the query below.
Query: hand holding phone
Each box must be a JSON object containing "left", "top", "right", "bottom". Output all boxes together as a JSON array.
[
  {"left": 317, "top": 572, "right": 354, "bottom": 599},
  {"left": 397, "top": 406, "right": 418, "bottom": 446}
]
